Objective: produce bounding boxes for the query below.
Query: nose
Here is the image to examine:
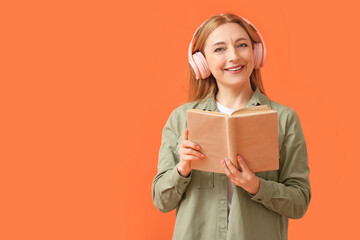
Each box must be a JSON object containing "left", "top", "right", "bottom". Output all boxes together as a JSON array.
[{"left": 228, "top": 46, "right": 240, "bottom": 62}]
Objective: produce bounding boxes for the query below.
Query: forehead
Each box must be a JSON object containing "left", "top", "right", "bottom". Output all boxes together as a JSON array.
[{"left": 205, "top": 22, "right": 250, "bottom": 46}]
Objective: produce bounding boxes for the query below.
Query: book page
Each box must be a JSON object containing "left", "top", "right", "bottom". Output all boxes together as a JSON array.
[
  {"left": 230, "top": 105, "right": 273, "bottom": 116},
  {"left": 234, "top": 112, "right": 279, "bottom": 172},
  {"left": 187, "top": 111, "right": 229, "bottom": 173},
  {"left": 227, "top": 117, "right": 238, "bottom": 170},
  {"left": 188, "top": 109, "right": 229, "bottom": 117}
]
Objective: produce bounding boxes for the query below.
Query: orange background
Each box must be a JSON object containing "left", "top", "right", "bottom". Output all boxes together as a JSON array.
[{"left": 1, "top": 0, "right": 359, "bottom": 239}]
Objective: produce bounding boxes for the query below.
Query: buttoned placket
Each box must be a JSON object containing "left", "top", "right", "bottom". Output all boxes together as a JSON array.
[
  {"left": 200, "top": 96, "right": 229, "bottom": 239},
  {"left": 199, "top": 88, "right": 265, "bottom": 239}
]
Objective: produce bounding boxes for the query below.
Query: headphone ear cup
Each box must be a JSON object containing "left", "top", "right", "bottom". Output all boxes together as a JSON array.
[
  {"left": 192, "top": 52, "right": 211, "bottom": 79},
  {"left": 189, "top": 56, "right": 201, "bottom": 79},
  {"left": 253, "top": 42, "right": 264, "bottom": 69}
]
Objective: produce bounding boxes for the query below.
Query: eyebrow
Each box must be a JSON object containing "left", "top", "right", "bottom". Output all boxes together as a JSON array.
[{"left": 212, "top": 37, "right": 249, "bottom": 47}]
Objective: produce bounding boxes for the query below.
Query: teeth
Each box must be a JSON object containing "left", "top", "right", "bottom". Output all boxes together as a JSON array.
[{"left": 228, "top": 66, "right": 243, "bottom": 71}]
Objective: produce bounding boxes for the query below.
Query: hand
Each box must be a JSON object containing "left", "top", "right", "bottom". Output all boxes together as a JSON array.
[
  {"left": 221, "top": 154, "right": 260, "bottom": 195},
  {"left": 177, "top": 129, "right": 205, "bottom": 177}
]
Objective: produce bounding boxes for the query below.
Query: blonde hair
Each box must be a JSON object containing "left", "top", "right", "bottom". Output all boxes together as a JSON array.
[{"left": 188, "top": 13, "right": 267, "bottom": 102}]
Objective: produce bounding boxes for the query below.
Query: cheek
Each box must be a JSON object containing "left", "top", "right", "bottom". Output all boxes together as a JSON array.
[
  {"left": 244, "top": 50, "right": 255, "bottom": 66},
  {"left": 206, "top": 56, "right": 224, "bottom": 72}
]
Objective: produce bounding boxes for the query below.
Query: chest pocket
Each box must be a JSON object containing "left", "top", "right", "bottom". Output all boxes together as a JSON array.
[{"left": 186, "top": 170, "right": 214, "bottom": 190}]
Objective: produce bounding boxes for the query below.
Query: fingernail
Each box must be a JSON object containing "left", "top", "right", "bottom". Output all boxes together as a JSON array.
[
  {"left": 197, "top": 145, "right": 200, "bottom": 149},
  {"left": 201, "top": 154, "right": 205, "bottom": 158},
  {"left": 226, "top": 158, "right": 230, "bottom": 163}
]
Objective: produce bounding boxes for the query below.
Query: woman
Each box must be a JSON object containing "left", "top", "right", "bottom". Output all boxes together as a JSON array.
[{"left": 152, "top": 13, "right": 311, "bottom": 240}]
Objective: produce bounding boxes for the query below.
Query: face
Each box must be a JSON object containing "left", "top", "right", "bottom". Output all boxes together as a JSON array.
[{"left": 203, "top": 22, "right": 254, "bottom": 90}]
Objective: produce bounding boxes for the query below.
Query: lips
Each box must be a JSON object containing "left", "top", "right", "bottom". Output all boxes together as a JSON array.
[{"left": 225, "top": 65, "right": 245, "bottom": 72}]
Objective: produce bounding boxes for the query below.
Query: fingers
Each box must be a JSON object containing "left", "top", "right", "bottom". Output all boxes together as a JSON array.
[
  {"left": 222, "top": 155, "right": 257, "bottom": 191},
  {"left": 181, "top": 140, "right": 201, "bottom": 151},
  {"left": 237, "top": 154, "right": 250, "bottom": 172},
  {"left": 180, "top": 129, "right": 204, "bottom": 162},
  {"left": 184, "top": 128, "right": 189, "bottom": 141},
  {"left": 221, "top": 159, "right": 234, "bottom": 177},
  {"left": 224, "top": 158, "right": 239, "bottom": 175},
  {"left": 182, "top": 129, "right": 201, "bottom": 149},
  {"left": 180, "top": 148, "right": 205, "bottom": 160},
  {"left": 182, "top": 154, "right": 203, "bottom": 161},
  {"left": 181, "top": 129, "right": 201, "bottom": 151}
]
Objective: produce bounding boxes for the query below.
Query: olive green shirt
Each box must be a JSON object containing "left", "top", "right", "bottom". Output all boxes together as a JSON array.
[{"left": 152, "top": 88, "right": 311, "bottom": 240}]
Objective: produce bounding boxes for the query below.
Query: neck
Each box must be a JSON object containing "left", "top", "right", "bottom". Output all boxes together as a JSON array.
[{"left": 215, "top": 82, "right": 254, "bottom": 109}]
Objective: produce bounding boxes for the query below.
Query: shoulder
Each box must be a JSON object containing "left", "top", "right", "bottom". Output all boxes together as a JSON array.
[
  {"left": 268, "top": 99, "right": 305, "bottom": 145},
  {"left": 257, "top": 89, "right": 299, "bottom": 123},
  {"left": 268, "top": 99, "right": 300, "bottom": 124},
  {"left": 168, "top": 100, "right": 203, "bottom": 121},
  {"left": 163, "top": 100, "right": 203, "bottom": 134}
]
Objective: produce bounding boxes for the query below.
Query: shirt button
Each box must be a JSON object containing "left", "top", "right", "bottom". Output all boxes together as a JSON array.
[
  {"left": 184, "top": 181, "right": 188, "bottom": 184},
  {"left": 257, "top": 198, "right": 262, "bottom": 201}
]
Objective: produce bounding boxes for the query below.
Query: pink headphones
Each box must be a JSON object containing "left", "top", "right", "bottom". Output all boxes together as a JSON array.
[{"left": 188, "top": 14, "right": 267, "bottom": 80}]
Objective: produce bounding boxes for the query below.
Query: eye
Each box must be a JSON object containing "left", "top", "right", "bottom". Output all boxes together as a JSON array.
[
  {"left": 214, "top": 47, "right": 224, "bottom": 53},
  {"left": 237, "top": 43, "right": 248, "bottom": 48}
]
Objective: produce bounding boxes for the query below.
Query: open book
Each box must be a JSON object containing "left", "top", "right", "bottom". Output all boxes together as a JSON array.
[{"left": 186, "top": 105, "right": 279, "bottom": 174}]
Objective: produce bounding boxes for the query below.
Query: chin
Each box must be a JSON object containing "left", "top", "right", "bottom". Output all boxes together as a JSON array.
[
  {"left": 225, "top": 76, "right": 249, "bottom": 84},
  {"left": 219, "top": 80, "right": 250, "bottom": 90}
]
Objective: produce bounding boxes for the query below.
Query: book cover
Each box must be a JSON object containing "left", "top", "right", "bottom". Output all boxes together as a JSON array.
[{"left": 186, "top": 105, "right": 279, "bottom": 174}]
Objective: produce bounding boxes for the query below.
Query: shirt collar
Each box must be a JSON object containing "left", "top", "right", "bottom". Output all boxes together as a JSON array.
[{"left": 198, "top": 87, "right": 271, "bottom": 112}]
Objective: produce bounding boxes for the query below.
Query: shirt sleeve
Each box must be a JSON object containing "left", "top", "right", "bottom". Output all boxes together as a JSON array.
[
  {"left": 152, "top": 109, "right": 191, "bottom": 213},
  {"left": 249, "top": 109, "right": 311, "bottom": 219}
]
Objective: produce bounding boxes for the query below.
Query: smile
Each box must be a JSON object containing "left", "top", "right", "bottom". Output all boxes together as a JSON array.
[{"left": 225, "top": 65, "right": 244, "bottom": 72}]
